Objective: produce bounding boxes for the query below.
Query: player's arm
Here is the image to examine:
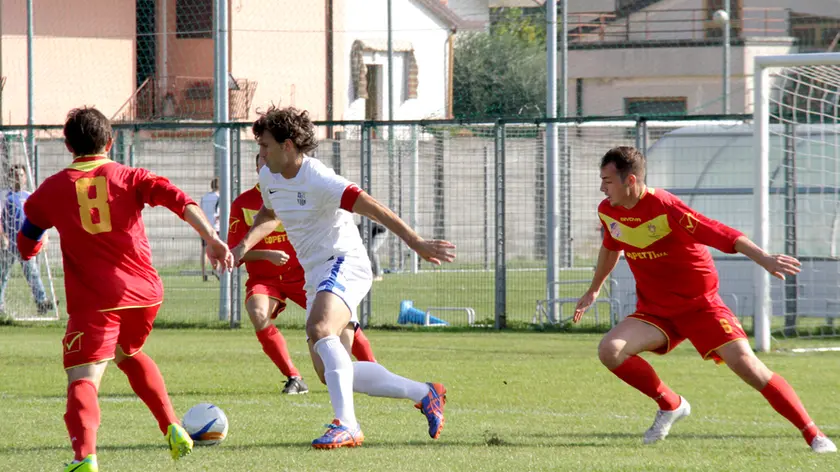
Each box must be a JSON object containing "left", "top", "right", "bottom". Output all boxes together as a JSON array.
[
  {"left": 574, "top": 224, "right": 621, "bottom": 323},
  {"left": 665, "top": 195, "right": 743, "bottom": 253},
  {"left": 133, "top": 169, "right": 232, "bottom": 269},
  {"left": 231, "top": 205, "right": 279, "bottom": 265},
  {"left": 733, "top": 236, "right": 801, "bottom": 280},
  {"left": 17, "top": 191, "right": 52, "bottom": 260},
  {"left": 225, "top": 200, "right": 289, "bottom": 266},
  {"left": 241, "top": 250, "right": 290, "bottom": 266},
  {"left": 350, "top": 189, "right": 455, "bottom": 265}
]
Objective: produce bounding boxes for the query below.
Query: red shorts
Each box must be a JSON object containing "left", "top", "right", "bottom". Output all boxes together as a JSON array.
[
  {"left": 245, "top": 275, "right": 307, "bottom": 319},
  {"left": 627, "top": 304, "right": 747, "bottom": 362},
  {"left": 62, "top": 304, "right": 160, "bottom": 370}
]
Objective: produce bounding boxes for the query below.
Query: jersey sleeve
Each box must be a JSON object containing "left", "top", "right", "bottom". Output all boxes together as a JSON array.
[
  {"left": 599, "top": 218, "right": 621, "bottom": 251},
  {"left": 316, "top": 165, "right": 361, "bottom": 212},
  {"left": 226, "top": 198, "right": 246, "bottom": 249},
  {"left": 133, "top": 168, "right": 196, "bottom": 219},
  {"left": 17, "top": 187, "right": 52, "bottom": 260},
  {"left": 663, "top": 193, "right": 743, "bottom": 253},
  {"left": 597, "top": 202, "right": 621, "bottom": 251}
]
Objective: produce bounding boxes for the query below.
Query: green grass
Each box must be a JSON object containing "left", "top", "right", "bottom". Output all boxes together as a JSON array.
[
  {"left": 1, "top": 327, "right": 838, "bottom": 471},
  {"left": 2, "top": 267, "right": 606, "bottom": 329}
]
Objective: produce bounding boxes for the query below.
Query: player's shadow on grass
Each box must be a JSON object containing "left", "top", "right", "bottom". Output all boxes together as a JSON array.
[{"left": 522, "top": 432, "right": 785, "bottom": 441}]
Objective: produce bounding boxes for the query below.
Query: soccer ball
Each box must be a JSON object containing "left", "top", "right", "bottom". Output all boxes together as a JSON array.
[
  {"left": 182, "top": 403, "right": 229, "bottom": 446},
  {"left": 712, "top": 9, "right": 730, "bottom": 25}
]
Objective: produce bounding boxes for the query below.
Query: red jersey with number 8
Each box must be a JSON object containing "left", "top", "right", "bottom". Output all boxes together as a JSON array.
[{"left": 22, "top": 155, "right": 196, "bottom": 314}]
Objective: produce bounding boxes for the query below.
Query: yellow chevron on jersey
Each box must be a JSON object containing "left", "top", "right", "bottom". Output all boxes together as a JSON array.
[
  {"left": 242, "top": 207, "right": 285, "bottom": 233},
  {"left": 598, "top": 213, "right": 671, "bottom": 249}
]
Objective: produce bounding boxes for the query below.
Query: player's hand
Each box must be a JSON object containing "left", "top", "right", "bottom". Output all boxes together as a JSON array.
[
  {"left": 573, "top": 289, "right": 599, "bottom": 323},
  {"left": 0, "top": 237, "right": 8, "bottom": 251},
  {"left": 760, "top": 254, "right": 801, "bottom": 280},
  {"left": 410, "top": 238, "right": 456, "bottom": 265},
  {"left": 206, "top": 237, "right": 234, "bottom": 272},
  {"left": 231, "top": 243, "right": 247, "bottom": 268},
  {"left": 265, "top": 250, "right": 290, "bottom": 266}
]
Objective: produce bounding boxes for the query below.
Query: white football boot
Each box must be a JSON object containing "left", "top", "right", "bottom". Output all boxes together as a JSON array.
[{"left": 643, "top": 396, "right": 691, "bottom": 444}]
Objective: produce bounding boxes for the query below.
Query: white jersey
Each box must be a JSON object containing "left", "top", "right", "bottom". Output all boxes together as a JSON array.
[
  {"left": 200, "top": 191, "right": 220, "bottom": 232},
  {"left": 259, "top": 157, "right": 368, "bottom": 273}
]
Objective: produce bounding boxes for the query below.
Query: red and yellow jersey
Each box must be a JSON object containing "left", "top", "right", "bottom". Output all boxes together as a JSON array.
[
  {"left": 21, "top": 155, "right": 196, "bottom": 314},
  {"left": 228, "top": 185, "right": 302, "bottom": 280},
  {"left": 598, "top": 188, "right": 743, "bottom": 317}
]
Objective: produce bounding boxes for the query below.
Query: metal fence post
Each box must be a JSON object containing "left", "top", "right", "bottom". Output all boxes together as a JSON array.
[
  {"left": 494, "top": 121, "right": 506, "bottom": 329},
  {"left": 359, "top": 124, "right": 372, "bottom": 328},
  {"left": 229, "top": 126, "right": 242, "bottom": 328}
]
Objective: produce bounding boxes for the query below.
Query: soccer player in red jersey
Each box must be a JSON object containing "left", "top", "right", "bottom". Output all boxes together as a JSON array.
[
  {"left": 226, "top": 154, "right": 377, "bottom": 395},
  {"left": 17, "top": 107, "right": 234, "bottom": 471},
  {"left": 574, "top": 146, "right": 836, "bottom": 453}
]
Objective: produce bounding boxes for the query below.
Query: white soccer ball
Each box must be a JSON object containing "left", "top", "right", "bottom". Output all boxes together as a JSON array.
[
  {"left": 182, "top": 403, "right": 229, "bottom": 446},
  {"left": 712, "top": 9, "right": 730, "bottom": 25}
]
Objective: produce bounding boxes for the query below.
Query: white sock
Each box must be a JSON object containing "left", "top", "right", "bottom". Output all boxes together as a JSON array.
[
  {"left": 313, "top": 336, "right": 357, "bottom": 429},
  {"left": 352, "top": 361, "right": 430, "bottom": 403}
]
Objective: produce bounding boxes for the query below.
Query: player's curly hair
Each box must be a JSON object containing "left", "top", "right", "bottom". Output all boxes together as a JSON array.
[
  {"left": 252, "top": 106, "right": 318, "bottom": 154},
  {"left": 63, "top": 107, "right": 112, "bottom": 156},
  {"left": 600, "top": 146, "right": 646, "bottom": 182}
]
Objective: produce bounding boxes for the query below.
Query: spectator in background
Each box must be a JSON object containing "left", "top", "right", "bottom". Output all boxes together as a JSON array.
[
  {"left": 358, "top": 221, "right": 387, "bottom": 281},
  {"left": 0, "top": 164, "right": 53, "bottom": 315},
  {"left": 200, "top": 177, "right": 221, "bottom": 281}
]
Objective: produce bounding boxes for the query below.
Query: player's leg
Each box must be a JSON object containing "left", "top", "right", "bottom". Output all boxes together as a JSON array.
[
  {"left": 246, "top": 288, "right": 307, "bottom": 394},
  {"left": 64, "top": 361, "right": 108, "bottom": 471},
  {"left": 20, "top": 254, "right": 51, "bottom": 313},
  {"left": 599, "top": 316, "right": 682, "bottom": 410},
  {"left": 61, "top": 311, "right": 121, "bottom": 468},
  {"left": 600, "top": 315, "right": 689, "bottom": 444},
  {"left": 0, "top": 249, "right": 14, "bottom": 312},
  {"left": 351, "top": 324, "right": 377, "bottom": 362},
  {"left": 308, "top": 313, "right": 442, "bottom": 438},
  {"left": 715, "top": 340, "right": 836, "bottom": 453},
  {"left": 112, "top": 305, "right": 192, "bottom": 460},
  {"left": 307, "top": 291, "right": 363, "bottom": 448}
]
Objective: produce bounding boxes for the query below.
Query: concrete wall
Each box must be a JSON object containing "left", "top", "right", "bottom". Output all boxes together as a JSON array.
[{"left": 0, "top": 0, "right": 135, "bottom": 124}]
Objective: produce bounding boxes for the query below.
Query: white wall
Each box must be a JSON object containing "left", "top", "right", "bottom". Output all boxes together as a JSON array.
[
  {"left": 344, "top": 0, "right": 451, "bottom": 120},
  {"left": 447, "top": 0, "right": 490, "bottom": 24},
  {"left": 568, "top": 42, "right": 796, "bottom": 115},
  {"left": 568, "top": 0, "right": 615, "bottom": 14}
]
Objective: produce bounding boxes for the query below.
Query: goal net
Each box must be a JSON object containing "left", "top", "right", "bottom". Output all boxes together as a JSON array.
[
  {"left": 754, "top": 53, "right": 840, "bottom": 351},
  {"left": 0, "top": 131, "right": 60, "bottom": 321}
]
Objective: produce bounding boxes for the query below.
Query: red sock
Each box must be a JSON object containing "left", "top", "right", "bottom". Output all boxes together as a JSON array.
[
  {"left": 116, "top": 352, "right": 179, "bottom": 434},
  {"left": 65, "top": 379, "right": 100, "bottom": 461},
  {"left": 352, "top": 327, "right": 376, "bottom": 362},
  {"left": 761, "top": 373, "right": 822, "bottom": 444},
  {"left": 256, "top": 325, "right": 300, "bottom": 378},
  {"left": 611, "top": 355, "right": 681, "bottom": 410}
]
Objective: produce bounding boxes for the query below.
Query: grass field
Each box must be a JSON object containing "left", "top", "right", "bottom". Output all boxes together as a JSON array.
[{"left": 1, "top": 327, "right": 838, "bottom": 471}]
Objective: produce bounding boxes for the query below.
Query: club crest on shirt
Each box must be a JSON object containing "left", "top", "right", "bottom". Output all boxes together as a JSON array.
[
  {"left": 609, "top": 221, "right": 621, "bottom": 238},
  {"left": 297, "top": 192, "right": 306, "bottom": 206}
]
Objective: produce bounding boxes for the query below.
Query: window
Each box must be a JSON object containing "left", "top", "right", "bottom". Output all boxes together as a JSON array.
[
  {"left": 625, "top": 97, "right": 688, "bottom": 117},
  {"left": 176, "top": 0, "right": 213, "bottom": 39},
  {"left": 791, "top": 14, "right": 840, "bottom": 52}
]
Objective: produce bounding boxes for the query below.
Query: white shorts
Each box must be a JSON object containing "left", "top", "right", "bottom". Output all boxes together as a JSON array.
[{"left": 305, "top": 255, "right": 372, "bottom": 323}]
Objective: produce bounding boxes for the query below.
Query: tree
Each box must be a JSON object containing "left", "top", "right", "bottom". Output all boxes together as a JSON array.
[{"left": 453, "top": 8, "right": 547, "bottom": 120}]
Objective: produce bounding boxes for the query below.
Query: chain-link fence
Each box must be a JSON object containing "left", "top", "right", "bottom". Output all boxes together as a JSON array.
[{"left": 4, "top": 115, "right": 760, "bottom": 331}]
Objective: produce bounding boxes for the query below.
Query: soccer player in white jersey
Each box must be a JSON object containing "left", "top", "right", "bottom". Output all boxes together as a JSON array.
[{"left": 231, "top": 106, "right": 456, "bottom": 449}]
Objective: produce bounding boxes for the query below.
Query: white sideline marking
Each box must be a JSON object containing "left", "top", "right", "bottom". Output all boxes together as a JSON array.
[{"left": 789, "top": 347, "right": 840, "bottom": 353}]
